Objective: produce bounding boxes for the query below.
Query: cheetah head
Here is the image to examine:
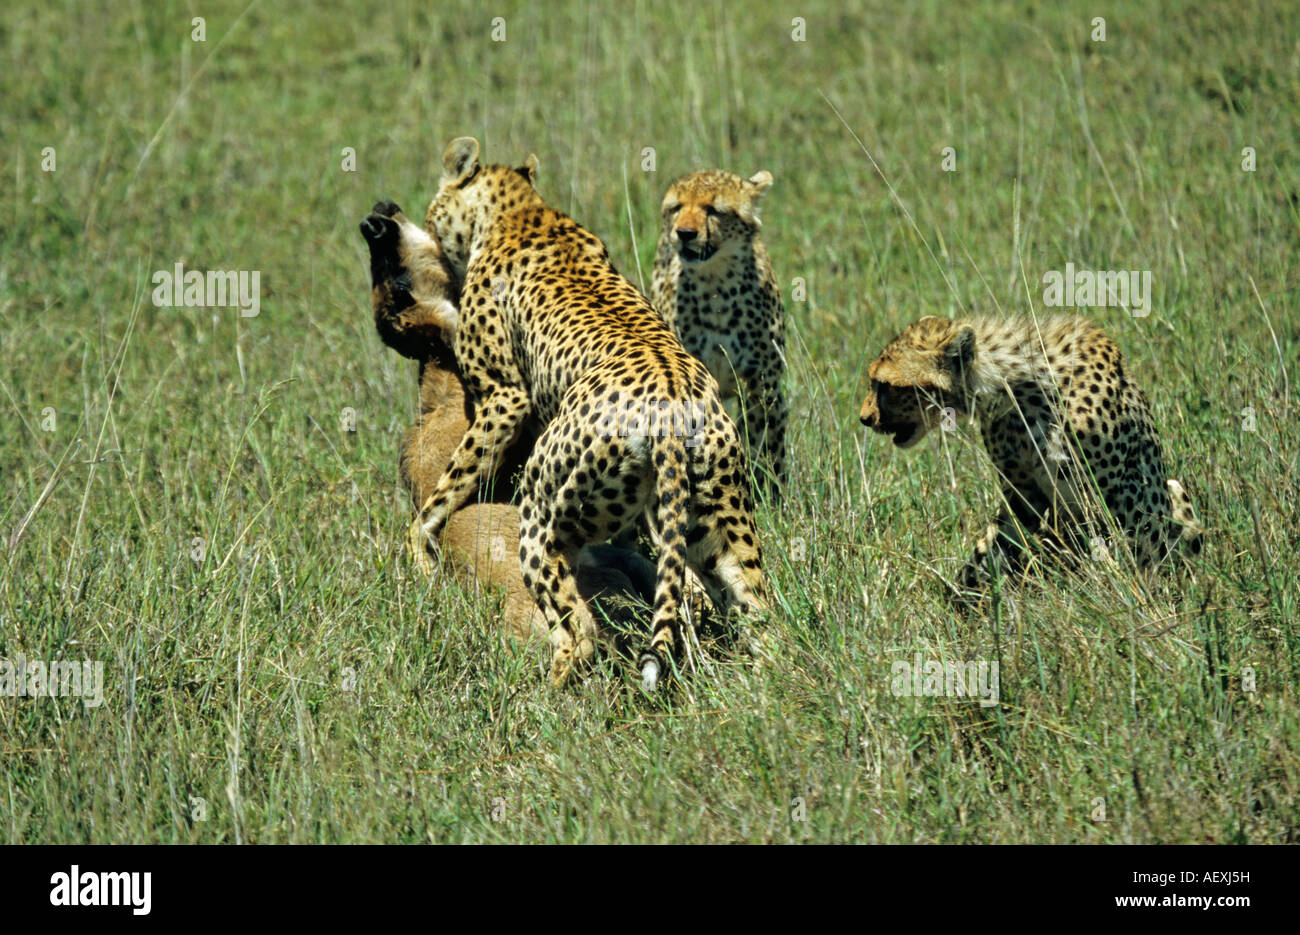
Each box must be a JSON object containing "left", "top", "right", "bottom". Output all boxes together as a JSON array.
[
  {"left": 660, "top": 169, "right": 772, "bottom": 264},
  {"left": 425, "top": 137, "right": 541, "bottom": 277},
  {"left": 859, "top": 316, "right": 976, "bottom": 448},
  {"left": 360, "top": 201, "right": 459, "bottom": 360}
]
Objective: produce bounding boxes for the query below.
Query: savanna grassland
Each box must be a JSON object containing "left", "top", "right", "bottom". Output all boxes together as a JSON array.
[{"left": 1, "top": 0, "right": 1297, "bottom": 843}]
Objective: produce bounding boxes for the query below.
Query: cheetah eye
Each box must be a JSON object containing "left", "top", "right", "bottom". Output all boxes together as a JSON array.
[
  {"left": 704, "top": 205, "right": 720, "bottom": 218},
  {"left": 665, "top": 204, "right": 681, "bottom": 216}
]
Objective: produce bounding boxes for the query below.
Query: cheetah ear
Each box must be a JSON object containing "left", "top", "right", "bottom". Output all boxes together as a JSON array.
[
  {"left": 739, "top": 171, "right": 773, "bottom": 226},
  {"left": 516, "top": 153, "right": 539, "bottom": 186},
  {"left": 944, "top": 326, "right": 976, "bottom": 373},
  {"left": 442, "top": 137, "right": 480, "bottom": 184}
]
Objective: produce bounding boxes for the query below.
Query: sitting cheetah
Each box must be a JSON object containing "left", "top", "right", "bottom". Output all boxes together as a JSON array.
[
  {"left": 858, "top": 314, "right": 1204, "bottom": 594},
  {"left": 415, "top": 140, "right": 767, "bottom": 688},
  {"left": 651, "top": 169, "right": 787, "bottom": 495},
  {"left": 360, "top": 201, "right": 658, "bottom": 646}
]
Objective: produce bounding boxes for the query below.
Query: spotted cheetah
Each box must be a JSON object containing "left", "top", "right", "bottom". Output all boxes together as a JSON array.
[
  {"left": 858, "top": 314, "right": 1204, "bottom": 594},
  {"left": 415, "top": 139, "right": 767, "bottom": 688},
  {"left": 651, "top": 169, "right": 787, "bottom": 496},
  {"left": 360, "top": 201, "right": 658, "bottom": 647}
]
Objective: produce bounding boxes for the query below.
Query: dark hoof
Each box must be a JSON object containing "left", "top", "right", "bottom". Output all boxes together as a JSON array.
[
  {"left": 371, "top": 200, "right": 402, "bottom": 218},
  {"left": 359, "top": 212, "right": 397, "bottom": 243}
]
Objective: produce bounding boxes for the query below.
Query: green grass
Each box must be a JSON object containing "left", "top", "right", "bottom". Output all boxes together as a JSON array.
[{"left": 1, "top": 0, "right": 1297, "bottom": 843}]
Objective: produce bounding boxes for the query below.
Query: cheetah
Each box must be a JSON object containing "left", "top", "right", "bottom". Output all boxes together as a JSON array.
[
  {"left": 858, "top": 314, "right": 1204, "bottom": 595},
  {"left": 651, "top": 169, "right": 787, "bottom": 496},
  {"left": 415, "top": 139, "right": 767, "bottom": 688},
  {"left": 360, "top": 201, "right": 659, "bottom": 647}
]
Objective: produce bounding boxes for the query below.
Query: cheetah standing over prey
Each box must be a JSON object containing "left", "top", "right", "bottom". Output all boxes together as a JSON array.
[
  {"left": 652, "top": 170, "right": 787, "bottom": 495},
  {"left": 416, "top": 139, "right": 767, "bottom": 689},
  {"left": 360, "top": 201, "right": 659, "bottom": 646},
  {"left": 858, "top": 315, "right": 1204, "bottom": 594}
]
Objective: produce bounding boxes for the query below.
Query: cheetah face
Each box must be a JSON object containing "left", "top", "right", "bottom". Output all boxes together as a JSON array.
[
  {"left": 661, "top": 169, "right": 772, "bottom": 264},
  {"left": 425, "top": 137, "right": 540, "bottom": 278},
  {"left": 859, "top": 318, "right": 975, "bottom": 448},
  {"left": 360, "top": 201, "right": 459, "bottom": 359}
]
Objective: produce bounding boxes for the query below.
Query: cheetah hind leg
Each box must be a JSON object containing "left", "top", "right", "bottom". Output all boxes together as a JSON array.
[
  {"left": 535, "top": 548, "right": 601, "bottom": 688},
  {"left": 521, "top": 527, "right": 601, "bottom": 687},
  {"left": 517, "top": 446, "right": 605, "bottom": 687}
]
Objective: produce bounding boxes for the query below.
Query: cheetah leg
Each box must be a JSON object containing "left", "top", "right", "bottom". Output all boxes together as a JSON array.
[
  {"left": 1166, "top": 478, "right": 1205, "bottom": 558},
  {"left": 414, "top": 384, "right": 530, "bottom": 554},
  {"left": 959, "top": 477, "right": 1057, "bottom": 596},
  {"left": 956, "top": 499, "right": 1041, "bottom": 601},
  {"left": 959, "top": 519, "right": 1020, "bottom": 595},
  {"left": 519, "top": 512, "right": 600, "bottom": 687},
  {"left": 684, "top": 473, "right": 769, "bottom": 666},
  {"left": 739, "top": 372, "right": 787, "bottom": 499},
  {"left": 518, "top": 439, "right": 608, "bottom": 688},
  {"left": 535, "top": 545, "right": 600, "bottom": 688}
]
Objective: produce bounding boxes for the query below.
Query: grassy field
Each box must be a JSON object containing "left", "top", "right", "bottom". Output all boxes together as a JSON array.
[{"left": 2, "top": 0, "right": 1297, "bottom": 843}]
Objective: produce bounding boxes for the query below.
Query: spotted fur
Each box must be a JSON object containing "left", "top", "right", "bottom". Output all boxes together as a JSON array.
[
  {"left": 651, "top": 169, "right": 787, "bottom": 496},
  {"left": 360, "top": 202, "right": 658, "bottom": 647},
  {"left": 415, "top": 139, "right": 767, "bottom": 686},
  {"left": 859, "top": 314, "right": 1204, "bottom": 593}
]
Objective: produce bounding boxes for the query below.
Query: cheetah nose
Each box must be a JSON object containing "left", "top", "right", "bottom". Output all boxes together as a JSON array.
[{"left": 676, "top": 227, "right": 697, "bottom": 243}]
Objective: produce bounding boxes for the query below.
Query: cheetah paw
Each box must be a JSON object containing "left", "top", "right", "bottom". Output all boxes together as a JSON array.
[
  {"left": 549, "top": 654, "right": 574, "bottom": 688},
  {"left": 549, "top": 638, "right": 597, "bottom": 688}
]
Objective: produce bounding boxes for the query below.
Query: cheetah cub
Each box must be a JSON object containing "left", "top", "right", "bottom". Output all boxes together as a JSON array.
[
  {"left": 652, "top": 170, "right": 787, "bottom": 497},
  {"left": 858, "top": 315, "right": 1204, "bottom": 595}
]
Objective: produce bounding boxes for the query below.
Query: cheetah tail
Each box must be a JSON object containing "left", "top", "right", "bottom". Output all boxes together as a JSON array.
[{"left": 640, "top": 434, "right": 689, "bottom": 692}]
